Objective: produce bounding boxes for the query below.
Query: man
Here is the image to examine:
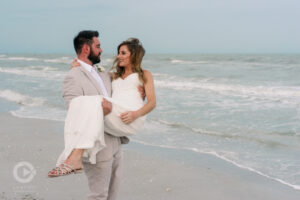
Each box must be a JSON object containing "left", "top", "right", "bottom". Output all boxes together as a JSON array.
[{"left": 62, "top": 30, "right": 129, "bottom": 200}]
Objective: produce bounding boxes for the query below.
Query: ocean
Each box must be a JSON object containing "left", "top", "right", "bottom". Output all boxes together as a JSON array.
[{"left": 0, "top": 53, "right": 300, "bottom": 191}]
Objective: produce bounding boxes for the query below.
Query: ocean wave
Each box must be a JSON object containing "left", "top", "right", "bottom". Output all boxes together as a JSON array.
[
  {"left": 131, "top": 139, "right": 300, "bottom": 191},
  {"left": 0, "top": 66, "right": 65, "bottom": 79},
  {"left": 0, "top": 56, "right": 40, "bottom": 61},
  {"left": 28, "top": 65, "right": 59, "bottom": 71},
  {"left": 170, "top": 58, "right": 265, "bottom": 66},
  {"left": 152, "top": 73, "right": 176, "bottom": 79},
  {"left": 154, "top": 119, "right": 206, "bottom": 134},
  {"left": 153, "top": 119, "right": 288, "bottom": 147},
  {"left": 0, "top": 89, "right": 66, "bottom": 121},
  {"left": 196, "top": 148, "right": 300, "bottom": 191},
  {"left": 168, "top": 57, "right": 297, "bottom": 69},
  {"left": 153, "top": 73, "right": 215, "bottom": 83},
  {"left": 43, "top": 56, "right": 73, "bottom": 64},
  {"left": 11, "top": 106, "right": 66, "bottom": 122},
  {"left": 43, "top": 57, "right": 114, "bottom": 65},
  {"left": 171, "top": 59, "right": 209, "bottom": 64},
  {"left": 0, "top": 55, "right": 73, "bottom": 64},
  {"left": 0, "top": 90, "right": 45, "bottom": 107},
  {"left": 155, "top": 78, "right": 300, "bottom": 103}
]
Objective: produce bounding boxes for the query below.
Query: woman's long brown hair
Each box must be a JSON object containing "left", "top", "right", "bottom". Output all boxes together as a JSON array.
[{"left": 112, "top": 38, "right": 147, "bottom": 84}]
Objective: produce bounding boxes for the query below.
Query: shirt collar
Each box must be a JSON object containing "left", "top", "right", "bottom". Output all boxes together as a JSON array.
[{"left": 77, "top": 59, "right": 95, "bottom": 73}]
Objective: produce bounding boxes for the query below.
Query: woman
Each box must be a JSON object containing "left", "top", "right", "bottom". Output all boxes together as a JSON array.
[{"left": 48, "top": 38, "right": 156, "bottom": 177}]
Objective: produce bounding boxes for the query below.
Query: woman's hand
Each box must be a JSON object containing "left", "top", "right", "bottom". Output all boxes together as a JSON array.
[
  {"left": 70, "top": 59, "right": 80, "bottom": 69},
  {"left": 120, "top": 111, "right": 138, "bottom": 124}
]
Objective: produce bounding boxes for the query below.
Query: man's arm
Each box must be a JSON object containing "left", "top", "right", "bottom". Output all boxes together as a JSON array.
[
  {"left": 102, "top": 98, "right": 112, "bottom": 116},
  {"left": 62, "top": 72, "right": 83, "bottom": 109}
]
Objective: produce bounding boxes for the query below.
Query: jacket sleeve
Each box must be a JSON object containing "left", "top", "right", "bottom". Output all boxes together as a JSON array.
[{"left": 62, "top": 72, "right": 83, "bottom": 109}]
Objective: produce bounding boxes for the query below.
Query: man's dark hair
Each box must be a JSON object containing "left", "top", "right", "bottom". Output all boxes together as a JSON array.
[{"left": 73, "top": 30, "right": 99, "bottom": 54}]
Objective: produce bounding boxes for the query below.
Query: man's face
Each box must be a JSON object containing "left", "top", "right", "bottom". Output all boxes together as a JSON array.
[{"left": 88, "top": 37, "right": 102, "bottom": 65}]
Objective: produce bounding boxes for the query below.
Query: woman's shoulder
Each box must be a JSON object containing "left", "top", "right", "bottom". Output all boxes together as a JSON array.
[
  {"left": 143, "top": 69, "right": 152, "bottom": 77},
  {"left": 143, "top": 70, "right": 153, "bottom": 81}
]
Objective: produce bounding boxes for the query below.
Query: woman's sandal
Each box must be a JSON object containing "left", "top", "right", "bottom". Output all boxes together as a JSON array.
[{"left": 48, "top": 163, "right": 83, "bottom": 178}]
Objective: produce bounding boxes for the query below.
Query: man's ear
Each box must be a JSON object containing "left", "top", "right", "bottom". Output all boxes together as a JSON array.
[{"left": 82, "top": 44, "right": 90, "bottom": 55}]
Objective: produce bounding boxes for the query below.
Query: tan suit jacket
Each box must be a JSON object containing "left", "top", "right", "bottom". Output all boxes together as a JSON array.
[
  {"left": 63, "top": 66, "right": 111, "bottom": 108},
  {"left": 62, "top": 66, "right": 129, "bottom": 144}
]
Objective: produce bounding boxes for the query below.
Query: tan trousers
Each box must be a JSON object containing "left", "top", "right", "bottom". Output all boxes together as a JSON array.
[{"left": 83, "top": 133, "right": 123, "bottom": 200}]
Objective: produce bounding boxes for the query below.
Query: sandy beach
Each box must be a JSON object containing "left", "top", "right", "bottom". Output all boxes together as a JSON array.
[{"left": 0, "top": 112, "right": 300, "bottom": 200}]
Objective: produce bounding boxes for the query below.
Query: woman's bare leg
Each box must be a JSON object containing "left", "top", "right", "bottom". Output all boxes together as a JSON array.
[
  {"left": 65, "top": 149, "right": 84, "bottom": 169},
  {"left": 48, "top": 148, "right": 84, "bottom": 177}
]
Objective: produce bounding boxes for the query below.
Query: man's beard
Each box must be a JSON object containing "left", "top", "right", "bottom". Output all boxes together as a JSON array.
[{"left": 88, "top": 49, "right": 101, "bottom": 65}]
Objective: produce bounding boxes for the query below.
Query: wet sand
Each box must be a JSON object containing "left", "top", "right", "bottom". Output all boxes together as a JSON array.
[{"left": 0, "top": 113, "right": 299, "bottom": 200}]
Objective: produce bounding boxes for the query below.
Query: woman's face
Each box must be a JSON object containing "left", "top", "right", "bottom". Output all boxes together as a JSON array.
[{"left": 117, "top": 45, "right": 131, "bottom": 67}]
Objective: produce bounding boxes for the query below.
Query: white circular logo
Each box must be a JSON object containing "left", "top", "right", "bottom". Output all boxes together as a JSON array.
[{"left": 13, "top": 162, "right": 36, "bottom": 183}]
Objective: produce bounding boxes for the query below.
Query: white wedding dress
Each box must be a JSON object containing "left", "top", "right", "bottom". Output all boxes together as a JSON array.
[{"left": 56, "top": 73, "right": 146, "bottom": 165}]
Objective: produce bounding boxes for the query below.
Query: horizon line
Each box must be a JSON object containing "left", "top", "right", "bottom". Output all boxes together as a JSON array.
[{"left": 1, "top": 52, "right": 300, "bottom": 55}]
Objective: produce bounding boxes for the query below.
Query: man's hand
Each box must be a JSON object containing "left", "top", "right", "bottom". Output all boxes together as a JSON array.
[
  {"left": 138, "top": 85, "right": 146, "bottom": 101},
  {"left": 102, "top": 99, "right": 112, "bottom": 116}
]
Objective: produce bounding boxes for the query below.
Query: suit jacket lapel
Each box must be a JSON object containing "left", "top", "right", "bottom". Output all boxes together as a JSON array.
[
  {"left": 79, "top": 67, "right": 103, "bottom": 95},
  {"left": 98, "top": 72, "right": 111, "bottom": 96}
]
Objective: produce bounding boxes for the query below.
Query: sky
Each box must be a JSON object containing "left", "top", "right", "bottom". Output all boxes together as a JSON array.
[{"left": 1, "top": 0, "right": 300, "bottom": 54}]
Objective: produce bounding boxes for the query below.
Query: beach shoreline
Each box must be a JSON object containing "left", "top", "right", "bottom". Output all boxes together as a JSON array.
[{"left": 0, "top": 112, "right": 300, "bottom": 200}]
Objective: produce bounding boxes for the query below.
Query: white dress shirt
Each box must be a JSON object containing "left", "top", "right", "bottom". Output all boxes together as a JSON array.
[{"left": 77, "top": 59, "right": 109, "bottom": 97}]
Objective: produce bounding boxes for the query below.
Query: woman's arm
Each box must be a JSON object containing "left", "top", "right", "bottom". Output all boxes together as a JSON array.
[
  {"left": 120, "top": 70, "right": 156, "bottom": 124},
  {"left": 71, "top": 59, "right": 80, "bottom": 68},
  {"left": 135, "top": 70, "right": 156, "bottom": 116}
]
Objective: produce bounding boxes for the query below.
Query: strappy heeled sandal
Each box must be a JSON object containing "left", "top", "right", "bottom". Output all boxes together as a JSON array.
[{"left": 48, "top": 163, "right": 82, "bottom": 178}]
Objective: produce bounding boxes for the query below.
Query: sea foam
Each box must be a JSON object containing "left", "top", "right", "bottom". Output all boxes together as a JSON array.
[
  {"left": 0, "top": 90, "right": 45, "bottom": 107},
  {"left": 43, "top": 57, "right": 73, "bottom": 64},
  {"left": 0, "top": 66, "right": 65, "bottom": 79},
  {"left": 155, "top": 78, "right": 300, "bottom": 105},
  {"left": 0, "top": 56, "right": 40, "bottom": 61}
]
